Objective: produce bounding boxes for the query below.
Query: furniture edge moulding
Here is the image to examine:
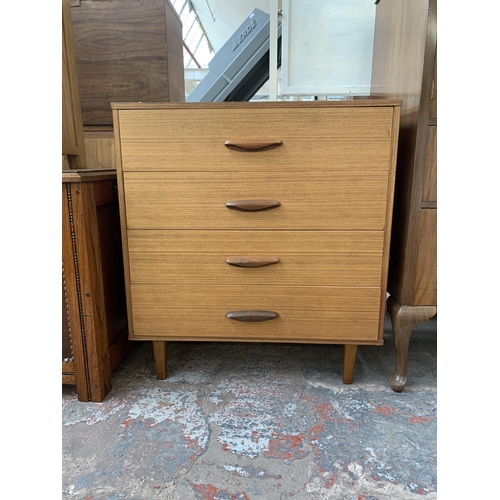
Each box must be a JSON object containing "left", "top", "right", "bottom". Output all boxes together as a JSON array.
[
  {"left": 112, "top": 110, "right": 136, "bottom": 346},
  {"left": 62, "top": 179, "right": 111, "bottom": 401},
  {"left": 109, "top": 99, "right": 403, "bottom": 110},
  {"left": 377, "top": 103, "right": 401, "bottom": 341}
]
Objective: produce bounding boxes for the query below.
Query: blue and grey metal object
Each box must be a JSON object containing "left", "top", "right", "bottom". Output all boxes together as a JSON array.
[{"left": 186, "top": 9, "right": 282, "bottom": 102}]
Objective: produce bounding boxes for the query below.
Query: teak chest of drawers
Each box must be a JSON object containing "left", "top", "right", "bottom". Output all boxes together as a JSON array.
[{"left": 112, "top": 100, "right": 401, "bottom": 383}]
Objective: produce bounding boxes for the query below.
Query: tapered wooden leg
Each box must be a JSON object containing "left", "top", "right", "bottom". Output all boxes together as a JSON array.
[
  {"left": 342, "top": 344, "right": 358, "bottom": 384},
  {"left": 387, "top": 296, "right": 436, "bottom": 392},
  {"left": 153, "top": 341, "right": 168, "bottom": 380}
]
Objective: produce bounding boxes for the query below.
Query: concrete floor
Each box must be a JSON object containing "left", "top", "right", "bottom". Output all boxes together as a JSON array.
[{"left": 62, "top": 314, "right": 437, "bottom": 500}]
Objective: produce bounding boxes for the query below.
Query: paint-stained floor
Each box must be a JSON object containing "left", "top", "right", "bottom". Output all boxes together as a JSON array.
[{"left": 62, "top": 314, "right": 437, "bottom": 500}]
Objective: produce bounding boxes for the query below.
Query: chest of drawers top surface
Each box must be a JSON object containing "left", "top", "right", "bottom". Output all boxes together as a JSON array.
[{"left": 113, "top": 100, "right": 400, "bottom": 345}]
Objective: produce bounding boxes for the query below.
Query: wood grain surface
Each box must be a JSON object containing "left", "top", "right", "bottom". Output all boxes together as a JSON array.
[
  {"left": 413, "top": 209, "right": 437, "bottom": 305},
  {"left": 129, "top": 284, "right": 381, "bottom": 342},
  {"left": 422, "top": 125, "right": 437, "bottom": 203},
  {"left": 118, "top": 106, "right": 394, "bottom": 172},
  {"left": 122, "top": 171, "right": 390, "bottom": 230},
  {"left": 70, "top": 0, "right": 184, "bottom": 125},
  {"left": 84, "top": 128, "right": 115, "bottom": 170},
  {"left": 62, "top": 0, "right": 86, "bottom": 168},
  {"left": 62, "top": 168, "right": 117, "bottom": 183},
  {"left": 127, "top": 230, "right": 384, "bottom": 286},
  {"left": 112, "top": 101, "right": 401, "bottom": 349},
  {"left": 372, "top": 0, "right": 436, "bottom": 307},
  {"left": 62, "top": 181, "right": 111, "bottom": 401}
]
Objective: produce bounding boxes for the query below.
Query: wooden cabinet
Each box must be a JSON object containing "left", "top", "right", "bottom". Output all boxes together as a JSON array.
[
  {"left": 371, "top": 0, "right": 437, "bottom": 391},
  {"left": 62, "top": 170, "right": 132, "bottom": 401},
  {"left": 112, "top": 101, "right": 401, "bottom": 383},
  {"left": 69, "top": 0, "right": 186, "bottom": 170},
  {"left": 62, "top": 0, "right": 86, "bottom": 169},
  {"left": 70, "top": 0, "right": 185, "bottom": 126}
]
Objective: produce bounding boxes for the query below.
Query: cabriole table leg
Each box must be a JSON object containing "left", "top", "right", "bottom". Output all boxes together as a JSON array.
[{"left": 387, "top": 296, "right": 436, "bottom": 392}]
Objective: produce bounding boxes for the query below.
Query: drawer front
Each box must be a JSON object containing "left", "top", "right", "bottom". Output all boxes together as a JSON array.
[
  {"left": 118, "top": 107, "right": 394, "bottom": 173},
  {"left": 128, "top": 230, "right": 385, "bottom": 287},
  {"left": 130, "top": 284, "right": 382, "bottom": 342},
  {"left": 123, "top": 171, "right": 390, "bottom": 230}
]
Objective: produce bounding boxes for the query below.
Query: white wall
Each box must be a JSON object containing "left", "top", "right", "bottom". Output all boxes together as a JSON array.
[
  {"left": 281, "top": 0, "right": 376, "bottom": 95},
  {"left": 188, "top": 0, "right": 376, "bottom": 97}
]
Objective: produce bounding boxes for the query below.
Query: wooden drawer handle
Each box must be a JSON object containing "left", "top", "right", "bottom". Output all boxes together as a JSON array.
[
  {"left": 226, "top": 200, "right": 281, "bottom": 211},
  {"left": 226, "top": 257, "right": 281, "bottom": 268},
  {"left": 224, "top": 139, "right": 283, "bottom": 152},
  {"left": 226, "top": 310, "right": 279, "bottom": 322}
]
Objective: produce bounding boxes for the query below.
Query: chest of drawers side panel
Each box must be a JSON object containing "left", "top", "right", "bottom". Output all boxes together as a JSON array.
[
  {"left": 377, "top": 105, "right": 401, "bottom": 339},
  {"left": 113, "top": 109, "right": 136, "bottom": 339}
]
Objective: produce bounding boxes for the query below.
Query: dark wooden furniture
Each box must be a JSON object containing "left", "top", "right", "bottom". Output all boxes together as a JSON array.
[
  {"left": 371, "top": 0, "right": 437, "bottom": 391},
  {"left": 63, "top": 169, "right": 132, "bottom": 401},
  {"left": 112, "top": 100, "right": 401, "bottom": 384},
  {"left": 69, "top": 0, "right": 185, "bottom": 126},
  {"left": 69, "top": 0, "right": 186, "bottom": 171},
  {"left": 62, "top": 0, "right": 86, "bottom": 169}
]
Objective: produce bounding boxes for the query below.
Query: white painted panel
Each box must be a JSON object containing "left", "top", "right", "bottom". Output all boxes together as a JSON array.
[
  {"left": 190, "top": 0, "right": 272, "bottom": 52},
  {"left": 282, "top": 0, "right": 376, "bottom": 95}
]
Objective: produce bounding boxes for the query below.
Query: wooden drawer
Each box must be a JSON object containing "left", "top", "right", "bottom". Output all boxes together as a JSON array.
[
  {"left": 118, "top": 106, "right": 395, "bottom": 173},
  {"left": 129, "top": 284, "right": 382, "bottom": 343},
  {"left": 128, "top": 230, "right": 385, "bottom": 286},
  {"left": 123, "top": 171, "right": 390, "bottom": 230}
]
